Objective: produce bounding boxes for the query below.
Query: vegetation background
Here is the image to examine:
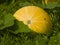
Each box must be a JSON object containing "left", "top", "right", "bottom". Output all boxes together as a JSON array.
[{"left": 0, "top": 0, "right": 60, "bottom": 45}]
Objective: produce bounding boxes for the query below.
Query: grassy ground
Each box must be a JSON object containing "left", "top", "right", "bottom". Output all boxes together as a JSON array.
[{"left": 0, "top": 0, "right": 60, "bottom": 45}]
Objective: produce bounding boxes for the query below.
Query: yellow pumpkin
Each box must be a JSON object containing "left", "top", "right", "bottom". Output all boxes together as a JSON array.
[
  {"left": 45, "top": 0, "right": 60, "bottom": 4},
  {"left": 13, "top": 6, "right": 52, "bottom": 34}
]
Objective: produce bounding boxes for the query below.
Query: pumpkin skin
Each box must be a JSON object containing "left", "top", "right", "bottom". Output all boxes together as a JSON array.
[{"left": 13, "top": 6, "right": 52, "bottom": 34}]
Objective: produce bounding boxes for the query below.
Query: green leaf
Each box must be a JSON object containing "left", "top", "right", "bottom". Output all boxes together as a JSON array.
[
  {"left": 39, "top": 2, "right": 60, "bottom": 9},
  {"left": 0, "top": 13, "right": 14, "bottom": 30},
  {"left": 45, "top": 2, "right": 60, "bottom": 9},
  {"left": 9, "top": 20, "right": 31, "bottom": 34},
  {"left": 48, "top": 32, "right": 60, "bottom": 45},
  {"left": 4, "top": 13, "right": 14, "bottom": 27}
]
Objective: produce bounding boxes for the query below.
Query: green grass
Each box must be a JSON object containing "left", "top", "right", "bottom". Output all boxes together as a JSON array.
[{"left": 0, "top": 0, "right": 60, "bottom": 45}]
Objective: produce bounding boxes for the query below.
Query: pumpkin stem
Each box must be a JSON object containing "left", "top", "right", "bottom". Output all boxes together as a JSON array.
[{"left": 27, "top": 20, "right": 31, "bottom": 24}]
